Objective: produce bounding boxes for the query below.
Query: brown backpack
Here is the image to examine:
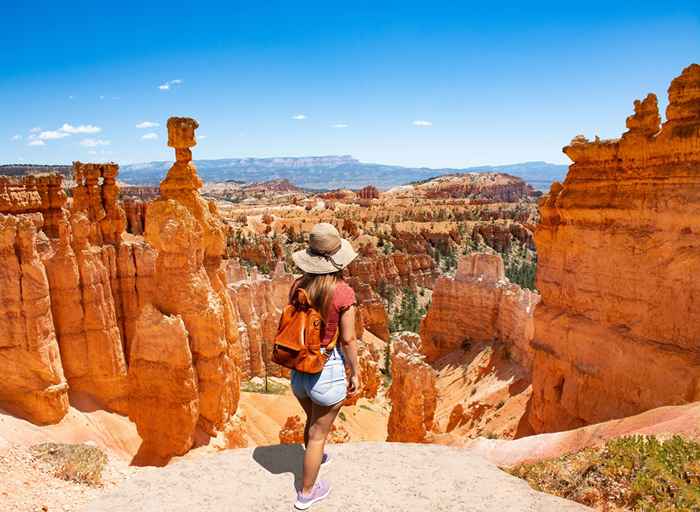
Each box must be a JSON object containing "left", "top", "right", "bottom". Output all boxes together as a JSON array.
[{"left": 272, "top": 288, "right": 339, "bottom": 374}]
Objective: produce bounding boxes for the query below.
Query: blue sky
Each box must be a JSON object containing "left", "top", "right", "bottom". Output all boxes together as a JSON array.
[{"left": 2, "top": 1, "right": 699, "bottom": 168}]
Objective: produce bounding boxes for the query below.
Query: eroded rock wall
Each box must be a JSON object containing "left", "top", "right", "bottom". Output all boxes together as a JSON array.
[
  {"left": 0, "top": 213, "right": 69, "bottom": 424},
  {"left": 387, "top": 334, "right": 437, "bottom": 442},
  {"left": 45, "top": 212, "right": 129, "bottom": 413},
  {"left": 530, "top": 64, "right": 700, "bottom": 433},
  {"left": 128, "top": 304, "right": 199, "bottom": 460},
  {"left": 388, "top": 253, "right": 538, "bottom": 443},
  {"left": 420, "top": 253, "right": 539, "bottom": 366}
]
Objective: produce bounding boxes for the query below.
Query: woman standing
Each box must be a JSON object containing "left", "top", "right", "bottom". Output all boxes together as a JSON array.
[{"left": 289, "top": 223, "right": 362, "bottom": 510}]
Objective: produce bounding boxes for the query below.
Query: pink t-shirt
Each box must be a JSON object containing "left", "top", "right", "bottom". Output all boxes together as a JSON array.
[{"left": 321, "top": 280, "right": 357, "bottom": 346}]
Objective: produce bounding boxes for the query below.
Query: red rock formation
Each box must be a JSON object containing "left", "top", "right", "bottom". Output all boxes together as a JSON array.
[
  {"left": 343, "top": 334, "right": 382, "bottom": 406},
  {"left": 530, "top": 64, "right": 700, "bottom": 433},
  {"left": 387, "top": 334, "right": 437, "bottom": 443},
  {"left": 346, "top": 251, "right": 436, "bottom": 291},
  {"left": 0, "top": 175, "right": 67, "bottom": 237},
  {"left": 128, "top": 304, "right": 199, "bottom": 460},
  {"left": 388, "top": 173, "right": 534, "bottom": 201},
  {"left": 0, "top": 176, "right": 42, "bottom": 213},
  {"left": 72, "top": 162, "right": 127, "bottom": 245},
  {"left": 344, "top": 278, "right": 390, "bottom": 341},
  {"left": 357, "top": 185, "right": 379, "bottom": 200},
  {"left": 387, "top": 254, "right": 538, "bottom": 443},
  {"left": 138, "top": 117, "right": 240, "bottom": 443},
  {"left": 0, "top": 212, "right": 69, "bottom": 424},
  {"left": 279, "top": 414, "right": 350, "bottom": 444},
  {"left": 113, "top": 240, "right": 156, "bottom": 359},
  {"left": 123, "top": 198, "right": 146, "bottom": 235},
  {"left": 227, "top": 260, "right": 294, "bottom": 379},
  {"left": 45, "top": 213, "right": 129, "bottom": 413},
  {"left": 420, "top": 253, "right": 539, "bottom": 366}
]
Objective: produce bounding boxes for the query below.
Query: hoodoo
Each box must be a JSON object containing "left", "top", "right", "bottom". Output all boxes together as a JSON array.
[
  {"left": 530, "top": 64, "right": 700, "bottom": 433},
  {"left": 129, "top": 117, "right": 243, "bottom": 458}
]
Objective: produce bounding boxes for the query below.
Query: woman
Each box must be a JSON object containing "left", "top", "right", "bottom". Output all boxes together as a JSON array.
[{"left": 289, "top": 222, "right": 362, "bottom": 510}]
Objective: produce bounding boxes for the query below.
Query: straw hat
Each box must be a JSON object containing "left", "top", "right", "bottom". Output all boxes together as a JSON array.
[{"left": 292, "top": 223, "right": 358, "bottom": 274}]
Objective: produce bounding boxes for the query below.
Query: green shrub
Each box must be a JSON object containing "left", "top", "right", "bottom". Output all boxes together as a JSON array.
[{"left": 508, "top": 435, "right": 700, "bottom": 511}]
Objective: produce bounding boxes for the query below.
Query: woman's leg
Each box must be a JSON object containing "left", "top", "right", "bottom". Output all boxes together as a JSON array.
[
  {"left": 297, "top": 396, "right": 313, "bottom": 448},
  {"left": 301, "top": 401, "right": 343, "bottom": 494}
]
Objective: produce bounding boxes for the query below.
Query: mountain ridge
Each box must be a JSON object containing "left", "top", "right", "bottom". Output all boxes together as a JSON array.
[
  {"left": 0, "top": 158, "right": 567, "bottom": 191},
  {"left": 120, "top": 157, "right": 566, "bottom": 191}
]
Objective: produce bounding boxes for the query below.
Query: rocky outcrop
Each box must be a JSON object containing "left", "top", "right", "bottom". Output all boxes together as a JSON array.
[
  {"left": 278, "top": 414, "right": 350, "bottom": 444},
  {"left": 343, "top": 334, "right": 382, "bottom": 406},
  {"left": 72, "top": 162, "right": 127, "bottom": 245},
  {"left": 420, "top": 253, "right": 539, "bottom": 366},
  {"left": 346, "top": 251, "right": 436, "bottom": 290},
  {"left": 357, "top": 185, "right": 379, "bottom": 199},
  {"left": 45, "top": 212, "right": 128, "bottom": 413},
  {"left": 344, "top": 278, "right": 390, "bottom": 341},
  {"left": 387, "top": 173, "right": 534, "bottom": 201},
  {"left": 227, "top": 260, "right": 294, "bottom": 379},
  {"left": 0, "top": 213, "right": 69, "bottom": 424},
  {"left": 387, "top": 254, "right": 538, "bottom": 443},
  {"left": 0, "top": 175, "right": 67, "bottom": 237},
  {"left": 530, "top": 64, "right": 700, "bottom": 433},
  {"left": 136, "top": 117, "right": 241, "bottom": 446},
  {"left": 387, "top": 334, "right": 437, "bottom": 443},
  {"left": 128, "top": 304, "right": 199, "bottom": 460},
  {"left": 123, "top": 198, "right": 146, "bottom": 235}
]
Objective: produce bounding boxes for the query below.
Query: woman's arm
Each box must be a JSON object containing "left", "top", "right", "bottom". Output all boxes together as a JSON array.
[{"left": 339, "top": 305, "right": 361, "bottom": 395}]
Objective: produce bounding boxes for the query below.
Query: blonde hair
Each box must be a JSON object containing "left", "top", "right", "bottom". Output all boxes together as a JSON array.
[{"left": 291, "top": 271, "right": 342, "bottom": 323}]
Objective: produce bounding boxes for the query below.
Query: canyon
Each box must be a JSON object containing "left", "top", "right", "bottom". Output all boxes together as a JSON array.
[{"left": 0, "top": 62, "right": 699, "bottom": 512}]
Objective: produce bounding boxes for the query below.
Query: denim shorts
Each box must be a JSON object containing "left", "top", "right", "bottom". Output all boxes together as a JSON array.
[{"left": 291, "top": 346, "right": 347, "bottom": 407}]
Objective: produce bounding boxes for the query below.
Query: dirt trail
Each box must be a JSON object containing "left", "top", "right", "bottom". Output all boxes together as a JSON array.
[{"left": 84, "top": 442, "right": 588, "bottom": 511}]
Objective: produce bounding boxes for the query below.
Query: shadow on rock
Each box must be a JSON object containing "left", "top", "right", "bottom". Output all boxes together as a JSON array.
[
  {"left": 130, "top": 443, "right": 172, "bottom": 467},
  {"left": 252, "top": 444, "right": 304, "bottom": 489}
]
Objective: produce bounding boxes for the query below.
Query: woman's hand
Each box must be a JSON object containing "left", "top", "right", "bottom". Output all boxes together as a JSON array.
[{"left": 348, "top": 373, "right": 361, "bottom": 396}]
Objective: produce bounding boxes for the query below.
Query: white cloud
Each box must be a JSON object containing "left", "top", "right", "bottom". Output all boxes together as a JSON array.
[
  {"left": 141, "top": 132, "right": 158, "bottom": 140},
  {"left": 80, "top": 138, "right": 111, "bottom": 147},
  {"left": 11, "top": 134, "right": 22, "bottom": 141},
  {"left": 88, "top": 150, "right": 97, "bottom": 155},
  {"left": 28, "top": 140, "right": 45, "bottom": 146},
  {"left": 291, "top": 114, "right": 307, "bottom": 120},
  {"left": 39, "top": 130, "right": 70, "bottom": 140},
  {"left": 412, "top": 120, "right": 433, "bottom": 127},
  {"left": 29, "top": 127, "right": 42, "bottom": 133},
  {"left": 159, "top": 79, "right": 183, "bottom": 91},
  {"left": 136, "top": 121, "right": 159, "bottom": 129},
  {"left": 332, "top": 123, "right": 349, "bottom": 128},
  {"left": 198, "top": 134, "right": 207, "bottom": 140},
  {"left": 61, "top": 123, "right": 101, "bottom": 134}
]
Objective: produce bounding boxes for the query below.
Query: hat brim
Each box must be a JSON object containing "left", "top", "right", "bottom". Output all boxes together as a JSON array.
[{"left": 292, "top": 238, "right": 358, "bottom": 274}]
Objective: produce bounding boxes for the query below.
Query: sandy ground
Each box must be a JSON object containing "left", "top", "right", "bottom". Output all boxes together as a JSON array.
[
  {"left": 83, "top": 442, "right": 588, "bottom": 511},
  {"left": 0, "top": 442, "right": 137, "bottom": 512}
]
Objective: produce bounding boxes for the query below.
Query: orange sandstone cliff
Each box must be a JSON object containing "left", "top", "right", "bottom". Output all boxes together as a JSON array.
[
  {"left": 388, "top": 253, "right": 538, "bottom": 443},
  {"left": 0, "top": 212, "right": 69, "bottom": 424},
  {"left": 529, "top": 64, "right": 700, "bottom": 433}
]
